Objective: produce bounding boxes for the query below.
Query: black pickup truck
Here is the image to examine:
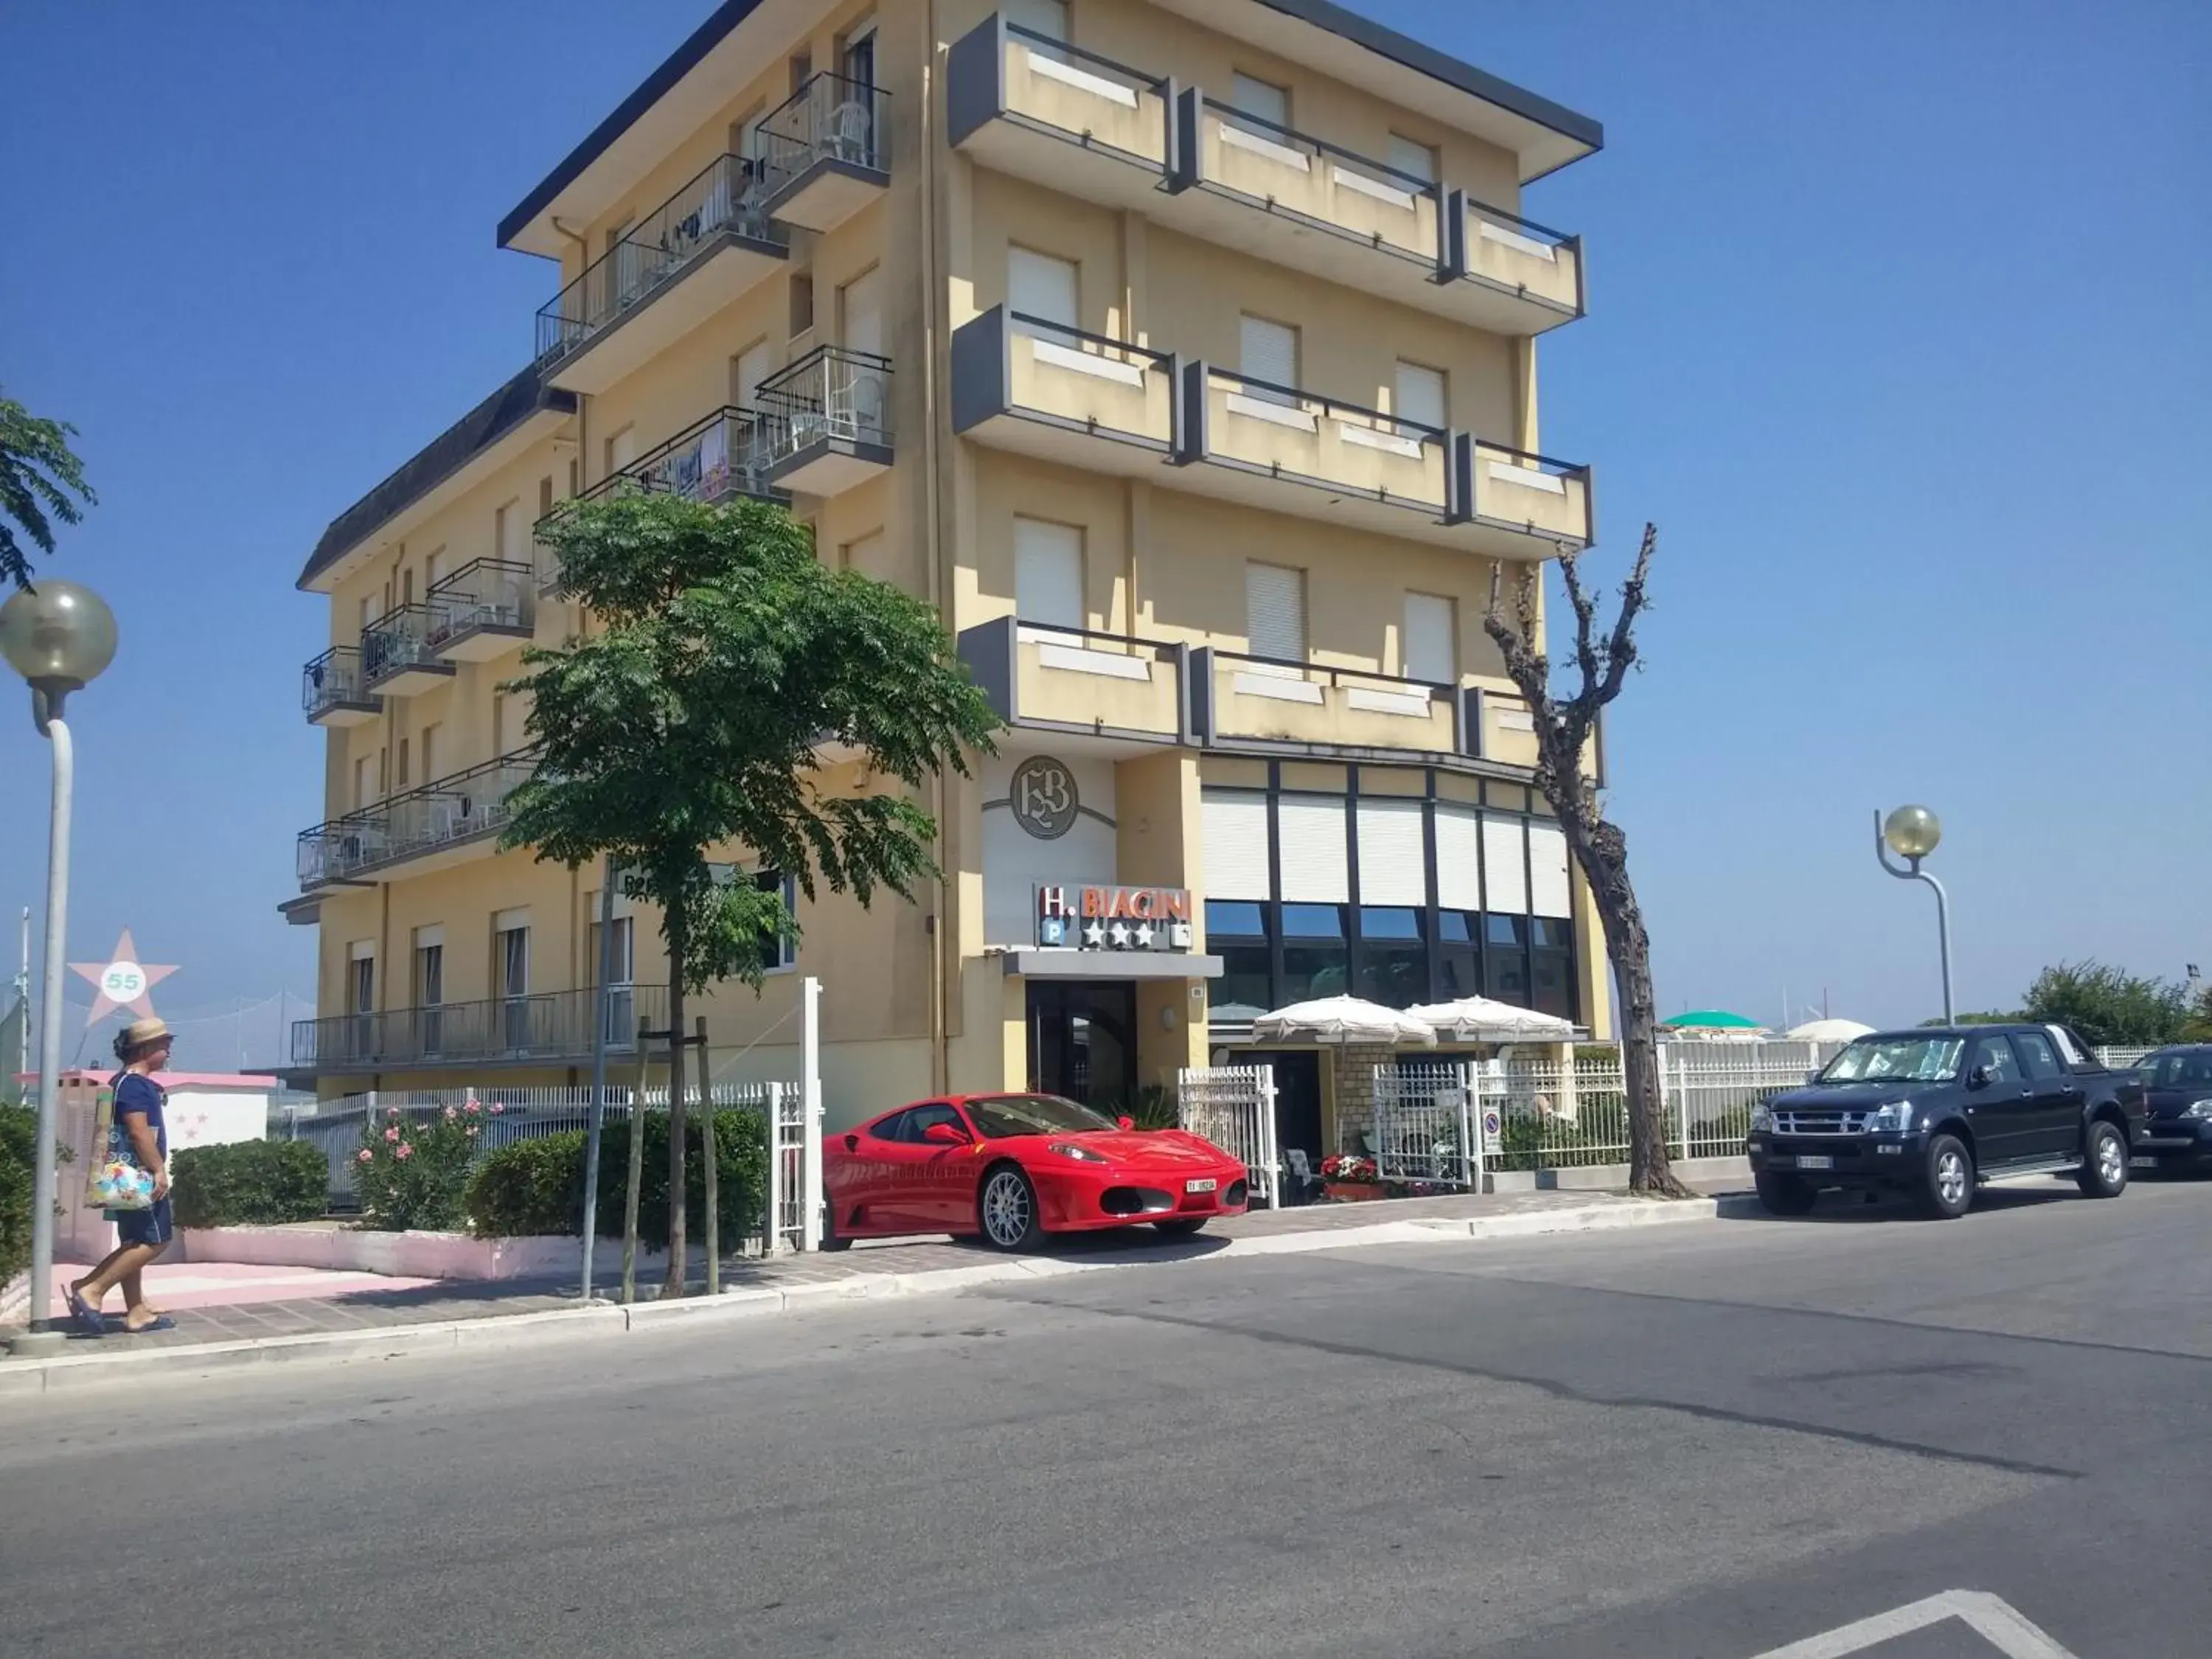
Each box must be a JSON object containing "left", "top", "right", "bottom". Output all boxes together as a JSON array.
[{"left": 1745, "top": 1023, "right": 2147, "bottom": 1219}]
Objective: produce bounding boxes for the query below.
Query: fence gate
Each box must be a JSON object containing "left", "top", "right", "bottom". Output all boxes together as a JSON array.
[
  {"left": 1177, "top": 1064, "right": 1279, "bottom": 1208},
  {"left": 1370, "top": 1060, "right": 1482, "bottom": 1190}
]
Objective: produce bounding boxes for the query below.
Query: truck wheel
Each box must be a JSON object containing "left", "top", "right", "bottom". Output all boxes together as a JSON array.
[
  {"left": 1919, "top": 1133, "right": 1975, "bottom": 1219},
  {"left": 2076, "top": 1120, "right": 2128, "bottom": 1199},
  {"left": 1754, "top": 1173, "right": 1818, "bottom": 1216}
]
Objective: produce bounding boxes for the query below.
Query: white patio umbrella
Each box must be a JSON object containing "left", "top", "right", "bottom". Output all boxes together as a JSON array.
[
  {"left": 1251, "top": 995, "right": 1436, "bottom": 1046},
  {"left": 1405, "top": 995, "right": 1574, "bottom": 1043},
  {"left": 1783, "top": 1018, "right": 1875, "bottom": 1043}
]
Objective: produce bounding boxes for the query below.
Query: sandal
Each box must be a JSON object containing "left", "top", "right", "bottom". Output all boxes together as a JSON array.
[
  {"left": 66, "top": 1284, "right": 105, "bottom": 1338},
  {"left": 122, "top": 1315, "right": 176, "bottom": 1335}
]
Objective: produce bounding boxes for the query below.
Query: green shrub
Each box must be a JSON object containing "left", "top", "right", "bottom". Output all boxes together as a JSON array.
[
  {"left": 169, "top": 1138, "right": 330, "bottom": 1229},
  {"left": 465, "top": 1108, "right": 768, "bottom": 1250},
  {"left": 1, "top": 1105, "right": 35, "bottom": 1285},
  {"left": 355, "top": 1105, "right": 480, "bottom": 1231}
]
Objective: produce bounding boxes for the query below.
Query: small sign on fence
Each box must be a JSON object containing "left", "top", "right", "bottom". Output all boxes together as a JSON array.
[{"left": 1481, "top": 1107, "right": 1503, "bottom": 1152}]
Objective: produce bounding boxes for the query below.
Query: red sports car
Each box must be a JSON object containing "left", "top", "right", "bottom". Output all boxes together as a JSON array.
[{"left": 821, "top": 1093, "right": 1251, "bottom": 1251}]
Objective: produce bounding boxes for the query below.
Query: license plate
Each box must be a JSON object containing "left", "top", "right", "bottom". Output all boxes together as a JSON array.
[
  {"left": 1793, "top": 1155, "right": 1834, "bottom": 1172},
  {"left": 1185, "top": 1178, "right": 1217, "bottom": 1194}
]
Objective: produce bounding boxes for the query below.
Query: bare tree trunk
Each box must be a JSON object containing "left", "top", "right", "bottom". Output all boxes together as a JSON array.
[{"left": 662, "top": 905, "right": 689, "bottom": 1299}]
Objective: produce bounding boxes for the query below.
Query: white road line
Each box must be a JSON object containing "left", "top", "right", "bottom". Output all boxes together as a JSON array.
[{"left": 1752, "top": 1588, "right": 2081, "bottom": 1658}]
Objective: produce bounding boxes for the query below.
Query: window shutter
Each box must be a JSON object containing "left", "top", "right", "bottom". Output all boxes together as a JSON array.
[
  {"left": 1239, "top": 313, "right": 1298, "bottom": 391},
  {"left": 734, "top": 341, "right": 772, "bottom": 404},
  {"left": 1528, "top": 821, "right": 1571, "bottom": 919},
  {"left": 1357, "top": 800, "right": 1427, "bottom": 906},
  {"left": 1403, "top": 592, "right": 1454, "bottom": 684},
  {"left": 1015, "top": 518, "right": 1084, "bottom": 631},
  {"left": 1435, "top": 801, "right": 1482, "bottom": 909},
  {"left": 1202, "top": 790, "right": 1271, "bottom": 900},
  {"left": 1245, "top": 561, "right": 1306, "bottom": 664},
  {"left": 1386, "top": 134, "right": 1436, "bottom": 184},
  {"left": 1009, "top": 247, "right": 1079, "bottom": 328},
  {"left": 1482, "top": 816, "right": 1528, "bottom": 914},
  {"left": 1277, "top": 796, "right": 1349, "bottom": 903},
  {"left": 500, "top": 502, "right": 528, "bottom": 565},
  {"left": 1006, "top": 0, "right": 1069, "bottom": 40},
  {"left": 840, "top": 268, "right": 885, "bottom": 358},
  {"left": 1393, "top": 361, "right": 1446, "bottom": 432},
  {"left": 1230, "top": 72, "right": 1288, "bottom": 128}
]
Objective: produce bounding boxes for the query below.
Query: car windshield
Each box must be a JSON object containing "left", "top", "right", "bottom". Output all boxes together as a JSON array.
[
  {"left": 2140, "top": 1051, "right": 2212, "bottom": 1091},
  {"left": 1818, "top": 1035, "right": 1965, "bottom": 1084},
  {"left": 965, "top": 1093, "right": 1121, "bottom": 1138}
]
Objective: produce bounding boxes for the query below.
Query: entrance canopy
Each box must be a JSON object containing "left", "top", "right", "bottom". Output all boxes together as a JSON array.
[
  {"left": 1253, "top": 995, "right": 1436, "bottom": 1046},
  {"left": 1405, "top": 995, "right": 1573, "bottom": 1043},
  {"left": 1002, "top": 949, "right": 1222, "bottom": 980}
]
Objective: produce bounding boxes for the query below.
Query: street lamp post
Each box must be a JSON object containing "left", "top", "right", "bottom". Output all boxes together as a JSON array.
[
  {"left": 1, "top": 580, "right": 118, "bottom": 1346},
  {"left": 1875, "top": 804, "right": 1954, "bottom": 1026}
]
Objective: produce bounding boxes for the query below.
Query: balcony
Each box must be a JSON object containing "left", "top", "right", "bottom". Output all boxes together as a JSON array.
[
  {"left": 959, "top": 616, "right": 1189, "bottom": 748},
  {"left": 302, "top": 646, "right": 380, "bottom": 727},
  {"left": 361, "top": 602, "right": 457, "bottom": 696},
  {"left": 945, "top": 15, "right": 1582, "bottom": 336},
  {"left": 950, "top": 307, "right": 1175, "bottom": 472},
  {"left": 298, "top": 751, "right": 535, "bottom": 889},
  {"left": 292, "top": 984, "right": 671, "bottom": 1077},
  {"left": 757, "top": 347, "right": 894, "bottom": 495},
  {"left": 535, "top": 154, "right": 788, "bottom": 394},
  {"left": 758, "top": 73, "right": 889, "bottom": 233},
  {"left": 425, "top": 559, "right": 535, "bottom": 661}
]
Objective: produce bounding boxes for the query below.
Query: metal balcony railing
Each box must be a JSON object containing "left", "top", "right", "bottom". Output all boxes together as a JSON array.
[
  {"left": 360, "top": 602, "right": 449, "bottom": 686},
  {"left": 757, "top": 346, "right": 894, "bottom": 464},
  {"left": 583, "top": 405, "right": 788, "bottom": 510},
  {"left": 298, "top": 751, "right": 538, "bottom": 888},
  {"left": 302, "top": 645, "right": 375, "bottom": 720},
  {"left": 291, "top": 984, "right": 672, "bottom": 1072},
  {"left": 424, "top": 559, "right": 535, "bottom": 649},
  {"left": 535, "top": 154, "right": 785, "bottom": 365},
  {"left": 758, "top": 72, "right": 888, "bottom": 189}
]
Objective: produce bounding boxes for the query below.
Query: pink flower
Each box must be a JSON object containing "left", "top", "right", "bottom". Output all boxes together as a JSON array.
[
  {"left": 396, "top": 1143, "right": 414, "bottom": 1160},
  {"left": 383, "top": 1126, "right": 400, "bottom": 1143},
  {"left": 489, "top": 1102, "right": 504, "bottom": 1115},
  {"left": 386, "top": 1106, "right": 401, "bottom": 1118},
  {"left": 443, "top": 1106, "right": 459, "bottom": 1121},
  {"left": 463, "top": 1101, "right": 481, "bottom": 1116},
  {"left": 356, "top": 1149, "right": 373, "bottom": 1164},
  {"left": 465, "top": 1124, "right": 480, "bottom": 1138}
]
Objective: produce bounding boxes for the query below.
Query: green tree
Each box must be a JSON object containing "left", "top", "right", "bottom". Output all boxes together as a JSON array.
[
  {"left": 2019, "top": 960, "right": 2191, "bottom": 1048},
  {"left": 1, "top": 391, "right": 97, "bottom": 589},
  {"left": 501, "top": 490, "right": 999, "bottom": 1296}
]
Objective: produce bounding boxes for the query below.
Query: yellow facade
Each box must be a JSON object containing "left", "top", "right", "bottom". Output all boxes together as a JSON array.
[{"left": 291, "top": 0, "right": 1610, "bottom": 1130}]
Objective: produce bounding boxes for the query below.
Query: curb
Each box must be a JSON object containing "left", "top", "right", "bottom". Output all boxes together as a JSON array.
[{"left": 0, "top": 1196, "right": 1733, "bottom": 1395}]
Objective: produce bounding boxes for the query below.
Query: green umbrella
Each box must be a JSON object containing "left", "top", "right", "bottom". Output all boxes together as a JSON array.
[{"left": 1663, "top": 1009, "right": 1762, "bottom": 1030}]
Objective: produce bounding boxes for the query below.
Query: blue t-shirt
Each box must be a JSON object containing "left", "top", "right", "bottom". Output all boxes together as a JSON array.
[{"left": 113, "top": 1071, "right": 167, "bottom": 1161}]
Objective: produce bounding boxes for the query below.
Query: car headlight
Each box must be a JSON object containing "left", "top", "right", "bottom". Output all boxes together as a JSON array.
[
  {"left": 1048, "top": 1142, "right": 1110, "bottom": 1164},
  {"left": 1748, "top": 1105, "right": 1775, "bottom": 1133},
  {"left": 1867, "top": 1100, "right": 1916, "bottom": 1133},
  {"left": 2184, "top": 1100, "right": 2212, "bottom": 1121}
]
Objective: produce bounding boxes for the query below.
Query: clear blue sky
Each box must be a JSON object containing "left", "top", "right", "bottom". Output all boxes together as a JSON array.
[{"left": 3, "top": 1, "right": 2205, "bottom": 1062}]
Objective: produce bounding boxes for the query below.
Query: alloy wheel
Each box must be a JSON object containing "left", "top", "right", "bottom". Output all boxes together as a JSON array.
[
  {"left": 1935, "top": 1147, "right": 1969, "bottom": 1209},
  {"left": 982, "top": 1170, "right": 1032, "bottom": 1248},
  {"left": 2096, "top": 1129, "right": 2125, "bottom": 1189}
]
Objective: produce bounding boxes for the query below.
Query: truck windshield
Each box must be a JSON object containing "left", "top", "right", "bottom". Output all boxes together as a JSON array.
[{"left": 1818, "top": 1036, "right": 1964, "bottom": 1084}]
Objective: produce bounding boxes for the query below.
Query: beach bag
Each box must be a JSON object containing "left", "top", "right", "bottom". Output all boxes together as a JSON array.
[{"left": 85, "top": 1082, "right": 156, "bottom": 1211}]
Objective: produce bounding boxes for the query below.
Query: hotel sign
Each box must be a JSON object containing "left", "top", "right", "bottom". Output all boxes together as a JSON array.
[{"left": 1036, "top": 884, "right": 1194, "bottom": 952}]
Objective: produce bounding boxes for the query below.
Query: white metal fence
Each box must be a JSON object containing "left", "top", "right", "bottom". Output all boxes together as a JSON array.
[{"left": 1175, "top": 1064, "right": 1280, "bottom": 1208}]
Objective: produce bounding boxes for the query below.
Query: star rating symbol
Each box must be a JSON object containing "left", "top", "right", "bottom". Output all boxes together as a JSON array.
[
  {"left": 70, "top": 930, "right": 178, "bottom": 1028},
  {"left": 1133, "top": 922, "right": 1155, "bottom": 948},
  {"left": 1108, "top": 922, "right": 1130, "bottom": 947},
  {"left": 1083, "top": 920, "right": 1107, "bottom": 947}
]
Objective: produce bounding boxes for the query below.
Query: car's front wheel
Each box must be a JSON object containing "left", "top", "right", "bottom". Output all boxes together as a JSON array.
[
  {"left": 2076, "top": 1120, "right": 2129, "bottom": 1199},
  {"left": 978, "top": 1164, "right": 1045, "bottom": 1252},
  {"left": 1753, "top": 1172, "right": 1818, "bottom": 1217},
  {"left": 1920, "top": 1133, "right": 1975, "bottom": 1219}
]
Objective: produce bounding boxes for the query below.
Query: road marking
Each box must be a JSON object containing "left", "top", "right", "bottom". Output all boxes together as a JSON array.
[{"left": 1752, "top": 1589, "right": 2080, "bottom": 1658}]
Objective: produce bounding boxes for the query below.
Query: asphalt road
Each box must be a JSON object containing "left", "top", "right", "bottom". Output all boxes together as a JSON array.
[{"left": 7, "top": 1176, "right": 2211, "bottom": 1658}]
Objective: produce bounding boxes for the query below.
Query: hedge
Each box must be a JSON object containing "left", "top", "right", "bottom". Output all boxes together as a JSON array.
[
  {"left": 170, "top": 1138, "right": 330, "bottom": 1229},
  {"left": 1, "top": 1105, "right": 34, "bottom": 1287},
  {"left": 466, "top": 1108, "right": 769, "bottom": 1249}
]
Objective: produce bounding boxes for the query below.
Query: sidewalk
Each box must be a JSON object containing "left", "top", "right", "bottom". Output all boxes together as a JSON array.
[{"left": 3, "top": 1186, "right": 1740, "bottom": 1390}]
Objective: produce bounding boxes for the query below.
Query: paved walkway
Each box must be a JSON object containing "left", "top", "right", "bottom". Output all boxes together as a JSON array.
[{"left": 16, "top": 1187, "right": 1718, "bottom": 1357}]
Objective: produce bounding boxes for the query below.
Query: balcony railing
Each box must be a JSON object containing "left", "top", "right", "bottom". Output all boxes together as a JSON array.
[
  {"left": 1197, "top": 364, "right": 1453, "bottom": 518},
  {"left": 589, "top": 405, "right": 788, "bottom": 512},
  {"left": 758, "top": 347, "right": 894, "bottom": 490},
  {"left": 951, "top": 308, "right": 1175, "bottom": 461},
  {"left": 302, "top": 645, "right": 378, "bottom": 724},
  {"left": 361, "top": 602, "right": 455, "bottom": 690},
  {"left": 425, "top": 559, "right": 535, "bottom": 656},
  {"left": 535, "top": 153, "right": 786, "bottom": 367},
  {"left": 298, "top": 751, "right": 537, "bottom": 888},
  {"left": 292, "top": 984, "right": 671, "bottom": 1074},
  {"left": 758, "top": 72, "right": 889, "bottom": 227}
]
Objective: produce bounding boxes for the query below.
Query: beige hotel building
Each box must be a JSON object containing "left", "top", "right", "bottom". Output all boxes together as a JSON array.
[{"left": 287, "top": 0, "right": 1611, "bottom": 1152}]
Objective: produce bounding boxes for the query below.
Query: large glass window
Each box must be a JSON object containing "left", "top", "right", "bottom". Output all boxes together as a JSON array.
[
  {"left": 1281, "top": 903, "right": 1347, "bottom": 1001},
  {"left": 1206, "top": 900, "right": 1272, "bottom": 1020},
  {"left": 1437, "top": 910, "right": 1481, "bottom": 1000},
  {"left": 1530, "top": 915, "right": 1576, "bottom": 1021},
  {"left": 1355, "top": 906, "right": 1427, "bottom": 1009}
]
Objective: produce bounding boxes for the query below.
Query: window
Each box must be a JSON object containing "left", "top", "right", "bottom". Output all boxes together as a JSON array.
[
  {"left": 539, "top": 476, "right": 554, "bottom": 517},
  {"left": 423, "top": 549, "right": 445, "bottom": 595},
  {"left": 498, "top": 499, "right": 528, "bottom": 566},
  {"left": 841, "top": 25, "right": 876, "bottom": 91},
  {"left": 411, "top": 937, "right": 443, "bottom": 1006},
  {"left": 1202, "top": 789, "right": 1270, "bottom": 902},
  {"left": 353, "top": 755, "right": 376, "bottom": 811},
  {"left": 906, "top": 1102, "right": 967, "bottom": 1141},
  {"left": 1969, "top": 1034, "right": 2020, "bottom": 1085},
  {"left": 1006, "top": 0, "right": 1068, "bottom": 40},
  {"left": 789, "top": 271, "right": 815, "bottom": 336},
  {"left": 1356, "top": 906, "right": 1426, "bottom": 1009},
  {"left": 1281, "top": 902, "right": 1346, "bottom": 1001},
  {"left": 1438, "top": 911, "right": 1481, "bottom": 998},
  {"left": 588, "top": 911, "right": 636, "bottom": 1046},
  {"left": 357, "top": 595, "right": 372, "bottom": 637},
  {"left": 496, "top": 914, "right": 531, "bottom": 1050},
  {"left": 841, "top": 529, "right": 889, "bottom": 581},
  {"left": 790, "top": 51, "right": 813, "bottom": 95},
  {"left": 1206, "top": 900, "right": 1271, "bottom": 1020},
  {"left": 1403, "top": 593, "right": 1455, "bottom": 685},
  {"left": 867, "top": 1108, "right": 911, "bottom": 1143},
  {"left": 839, "top": 267, "right": 883, "bottom": 358},
  {"left": 420, "top": 723, "right": 440, "bottom": 783},
  {"left": 1386, "top": 134, "right": 1436, "bottom": 186},
  {"left": 1230, "top": 72, "right": 1289, "bottom": 130},
  {"left": 2014, "top": 1031, "right": 2064, "bottom": 1081},
  {"left": 732, "top": 338, "right": 771, "bottom": 405},
  {"left": 1015, "top": 517, "right": 1084, "bottom": 634},
  {"left": 1239, "top": 313, "right": 1298, "bottom": 397},
  {"left": 1530, "top": 917, "right": 1575, "bottom": 1022},
  {"left": 1393, "top": 361, "right": 1446, "bottom": 435},
  {"left": 400, "top": 567, "right": 414, "bottom": 608},
  {"left": 347, "top": 949, "right": 375, "bottom": 1015},
  {"left": 752, "top": 870, "right": 797, "bottom": 973},
  {"left": 605, "top": 425, "right": 637, "bottom": 476},
  {"left": 394, "top": 736, "right": 411, "bottom": 789},
  {"left": 1245, "top": 561, "right": 1306, "bottom": 666},
  {"left": 1008, "top": 246, "right": 1079, "bottom": 330}
]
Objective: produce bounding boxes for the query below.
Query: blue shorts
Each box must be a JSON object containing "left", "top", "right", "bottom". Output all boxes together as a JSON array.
[{"left": 111, "top": 1197, "right": 174, "bottom": 1248}]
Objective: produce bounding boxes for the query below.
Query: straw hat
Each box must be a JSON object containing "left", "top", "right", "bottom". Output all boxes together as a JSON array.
[{"left": 119, "top": 1017, "right": 174, "bottom": 1054}]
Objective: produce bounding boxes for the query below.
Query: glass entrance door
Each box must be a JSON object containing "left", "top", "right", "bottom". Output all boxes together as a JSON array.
[{"left": 1025, "top": 981, "right": 1135, "bottom": 1111}]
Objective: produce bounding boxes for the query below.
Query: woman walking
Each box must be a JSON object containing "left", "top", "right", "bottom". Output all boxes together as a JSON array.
[{"left": 66, "top": 1017, "right": 178, "bottom": 1336}]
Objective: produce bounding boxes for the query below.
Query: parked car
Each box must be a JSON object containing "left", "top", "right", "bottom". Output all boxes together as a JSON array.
[
  {"left": 1745, "top": 1024, "right": 2146, "bottom": 1219},
  {"left": 822, "top": 1092, "right": 1251, "bottom": 1251},
  {"left": 2130, "top": 1044, "right": 2212, "bottom": 1172}
]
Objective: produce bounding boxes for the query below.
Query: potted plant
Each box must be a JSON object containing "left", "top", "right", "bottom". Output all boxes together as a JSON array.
[{"left": 1319, "top": 1153, "right": 1388, "bottom": 1203}]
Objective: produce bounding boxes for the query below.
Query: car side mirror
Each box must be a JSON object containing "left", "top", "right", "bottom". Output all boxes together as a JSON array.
[
  {"left": 1967, "top": 1065, "right": 1991, "bottom": 1090},
  {"left": 922, "top": 1121, "right": 968, "bottom": 1146},
  {"left": 1805, "top": 1070, "right": 1822, "bottom": 1086}
]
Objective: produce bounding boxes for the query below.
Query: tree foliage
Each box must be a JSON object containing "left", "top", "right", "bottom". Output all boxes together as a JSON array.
[
  {"left": 2019, "top": 961, "right": 2197, "bottom": 1049},
  {"left": 1, "top": 390, "right": 97, "bottom": 589},
  {"left": 501, "top": 489, "right": 1000, "bottom": 1292}
]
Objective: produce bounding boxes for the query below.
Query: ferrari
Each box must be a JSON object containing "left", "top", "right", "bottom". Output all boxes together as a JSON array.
[{"left": 821, "top": 1093, "right": 1251, "bottom": 1251}]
